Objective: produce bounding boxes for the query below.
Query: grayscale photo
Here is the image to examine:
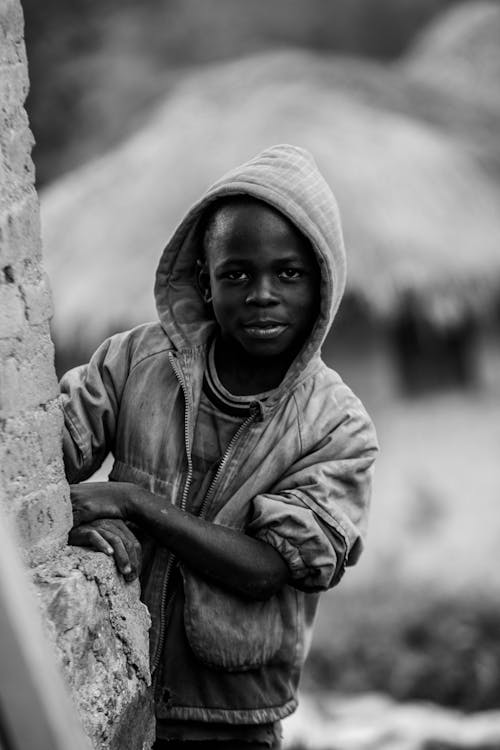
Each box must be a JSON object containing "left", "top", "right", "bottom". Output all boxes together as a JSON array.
[{"left": 1, "top": 2, "right": 500, "bottom": 748}]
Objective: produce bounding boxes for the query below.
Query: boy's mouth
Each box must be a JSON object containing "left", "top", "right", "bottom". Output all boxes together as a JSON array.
[{"left": 243, "top": 321, "right": 288, "bottom": 339}]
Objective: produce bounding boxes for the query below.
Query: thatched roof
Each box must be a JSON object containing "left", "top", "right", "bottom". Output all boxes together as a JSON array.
[
  {"left": 41, "top": 49, "right": 500, "bottom": 354},
  {"left": 402, "top": 1, "right": 500, "bottom": 168},
  {"left": 406, "top": 1, "right": 500, "bottom": 95}
]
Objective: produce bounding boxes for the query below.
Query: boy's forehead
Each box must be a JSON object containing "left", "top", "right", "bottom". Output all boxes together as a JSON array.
[
  {"left": 214, "top": 197, "right": 290, "bottom": 226},
  {"left": 202, "top": 196, "right": 313, "bottom": 259}
]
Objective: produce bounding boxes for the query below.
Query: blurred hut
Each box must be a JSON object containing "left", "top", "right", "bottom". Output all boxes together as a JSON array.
[
  {"left": 403, "top": 0, "right": 500, "bottom": 176},
  {"left": 41, "top": 45, "right": 500, "bottom": 404}
]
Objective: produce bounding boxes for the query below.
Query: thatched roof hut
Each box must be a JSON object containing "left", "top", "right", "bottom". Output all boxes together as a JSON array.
[
  {"left": 406, "top": 1, "right": 500, "bottom": 100},
  {"left": 41, "top": 47, "right": 500, "bottom": 361},
  {"left": 402, "top": 1, "right": 500, "bottom": 170}
]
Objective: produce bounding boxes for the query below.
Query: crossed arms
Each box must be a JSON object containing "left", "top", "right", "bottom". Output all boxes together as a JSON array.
[{"left": 69, "top": 481, "right": 289, "bottom": 600}]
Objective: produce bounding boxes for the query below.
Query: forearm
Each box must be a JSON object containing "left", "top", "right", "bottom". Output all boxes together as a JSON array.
[{"left": 129, "top": 486, "right": 288, "bottom": 599}]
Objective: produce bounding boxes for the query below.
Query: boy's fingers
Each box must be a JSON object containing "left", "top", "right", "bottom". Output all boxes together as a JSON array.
[
  {"left": 68, "top": 519, "right": 141, "bottom": 582},
  {"left": 99, "top": 529, "right": 136, "bottom": 581},
  {"left": 99, "top": 520, "right": 142, "bottom": 577},
  {"left": 68, "top": 526, "right": 114, "bottom": 556},
  {"left": 122, "top": 524, "right": 142, "bottom": 576},
  {"left": 121, "top": 530, "right": 141, "bottom": 578}
]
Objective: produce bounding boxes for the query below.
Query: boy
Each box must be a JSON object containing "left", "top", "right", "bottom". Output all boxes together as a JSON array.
[{"left": 63, "top": 144, "right": 378, "bottom": 748}]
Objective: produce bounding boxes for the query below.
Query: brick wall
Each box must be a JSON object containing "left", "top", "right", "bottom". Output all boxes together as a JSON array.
[
  {"left": 0, "top": 0, "right": 71, "bottom": 563},
  {"left": 0, "top": 2, "right": 154, "bottom": 747}
]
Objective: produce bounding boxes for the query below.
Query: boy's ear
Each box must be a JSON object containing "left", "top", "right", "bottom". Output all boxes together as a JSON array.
[{"left": 196, "top": 259, "right": 212, "bottom": 304}]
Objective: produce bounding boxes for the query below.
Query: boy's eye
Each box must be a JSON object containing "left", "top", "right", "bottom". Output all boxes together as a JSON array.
[
  {"left": 223, "top": 270, "right": 248, "bottom": 281},
  {"left": 278, "top": 268, "right": 303, "bottom": 280}
]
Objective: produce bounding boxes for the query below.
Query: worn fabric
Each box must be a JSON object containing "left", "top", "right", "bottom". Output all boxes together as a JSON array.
[
  {"left": 155, "top": 715, "right": 281, "bottom": 745},
  {"left": 203, "top": 338, "right": 274, "bottom": 418},
  {"left": 61, "top": 144, "right": 378, "bottom": 728},
  {"left": 153, "top": 738, "right": 281, "bottom": 750},
  {"left": 186, "top": 343, "right": 274, "bottom": 519}
]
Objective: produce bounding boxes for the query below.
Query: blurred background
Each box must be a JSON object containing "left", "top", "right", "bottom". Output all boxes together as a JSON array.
[{"left": 23, "top": 0, "right": 500, "bottom": 746}]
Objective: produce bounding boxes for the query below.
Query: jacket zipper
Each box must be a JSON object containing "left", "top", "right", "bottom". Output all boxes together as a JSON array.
[
  {"left": 151, "top": 353, "right": 261, "bottom": 675},
  {"left": 198, "top": 404, "right": 259, "bottom": 520},
  {"left": 151, "top": 352, "right": 194, "bottom": 674}
]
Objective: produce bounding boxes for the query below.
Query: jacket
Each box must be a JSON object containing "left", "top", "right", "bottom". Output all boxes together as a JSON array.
[{"left": 60, "top": 144, "right": 378, "bottom": 725}]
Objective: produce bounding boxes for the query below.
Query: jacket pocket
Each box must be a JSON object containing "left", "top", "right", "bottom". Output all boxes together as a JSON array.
[{"left": 181, "top": 566, "right": 284, "bottom": 672}]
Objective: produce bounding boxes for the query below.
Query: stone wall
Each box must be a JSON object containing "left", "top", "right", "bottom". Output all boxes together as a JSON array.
[{"left": 0, "top": 1, "right": 154, "bottom": 747}]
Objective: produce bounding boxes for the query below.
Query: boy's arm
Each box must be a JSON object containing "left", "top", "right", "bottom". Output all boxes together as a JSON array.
[
  {"left": 60, "top": 332, "right": 133, "bottom": 483},
  {"left": 70, "top": 389, "right": 377, "bottom": 597},
  {"left": 70, "top": 482, "right": 289, "bottom": 600},
  {"left": 247, "top": 403, "right": 378, "bottom": 592}
]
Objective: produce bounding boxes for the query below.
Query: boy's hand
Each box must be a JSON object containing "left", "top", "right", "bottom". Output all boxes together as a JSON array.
[
  {"left": 68, "top": 518, "right": 142, "bottom": 582},
  {"left": 70, "top": 482, "right": 134, "bottom": 525}
]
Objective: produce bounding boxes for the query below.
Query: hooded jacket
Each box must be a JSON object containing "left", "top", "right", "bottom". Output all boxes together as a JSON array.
[{"left": 61, "top": 144, "right": 378, "bottom": 725}]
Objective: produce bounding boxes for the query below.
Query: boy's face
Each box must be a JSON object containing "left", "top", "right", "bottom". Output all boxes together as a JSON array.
[{"left": 202, "top": 199, "right": 320, "bottom": 360}]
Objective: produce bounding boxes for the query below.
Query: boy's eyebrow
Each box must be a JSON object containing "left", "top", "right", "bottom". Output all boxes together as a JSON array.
[
  {"left": 215, "top": 253, "right": 309, "bottom": 268},
  {"left": 213, "top": 258, "right": 250, "bottom": 271},
  {"left": 272, "top": 255, "right": 309, "bottom": 264}
]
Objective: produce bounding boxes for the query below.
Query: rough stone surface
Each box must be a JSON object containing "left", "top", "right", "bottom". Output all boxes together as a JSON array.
[
  {"left": 0, "top": 2, "right": 154, "bottom": 746},
  {"left": 34, "top": 548, "right": 154, "bottom": 750}
]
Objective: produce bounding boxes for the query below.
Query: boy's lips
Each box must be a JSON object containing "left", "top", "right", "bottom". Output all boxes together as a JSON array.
[{"left": 242, "top": 321, "right": 288, "bottom": 339}]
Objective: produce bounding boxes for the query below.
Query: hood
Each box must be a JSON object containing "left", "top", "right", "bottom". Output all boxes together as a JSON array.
[{"left": 155, "top": 144, "right": 346, "bottom": 384}]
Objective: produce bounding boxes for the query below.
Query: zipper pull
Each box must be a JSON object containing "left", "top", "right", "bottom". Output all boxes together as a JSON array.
[{"left": 250, "top": 401, "right": 264, "bottom": 422}]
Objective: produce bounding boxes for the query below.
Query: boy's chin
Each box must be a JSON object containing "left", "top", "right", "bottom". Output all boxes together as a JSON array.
[
  {"left": 219, "top": 330, "right": 304, "bottom": 361},
  {"left": 238, "top": 336, "right": 299, "bottom": 361}
]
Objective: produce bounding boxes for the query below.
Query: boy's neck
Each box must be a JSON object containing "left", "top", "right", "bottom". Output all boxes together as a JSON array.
[{"left": 214, "top": 337, "right": 297, "bottom": 396}]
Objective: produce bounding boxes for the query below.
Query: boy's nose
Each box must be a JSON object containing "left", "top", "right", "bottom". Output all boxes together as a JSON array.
[{"left": 245, "top": 276, "right": 279, "bottom": 305}]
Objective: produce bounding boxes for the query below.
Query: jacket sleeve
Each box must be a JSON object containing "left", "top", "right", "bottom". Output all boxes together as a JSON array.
[
  {"left": 59, "top": 332, "right": 133, "bottom": 483},
  {"left": 247, "top": 405, "right": 378, "bottom": 593}
]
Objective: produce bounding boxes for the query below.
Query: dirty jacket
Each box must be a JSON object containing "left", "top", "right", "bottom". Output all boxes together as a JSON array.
[{"left": 60, "top": 144, "right": 378, "bottom": 725}]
